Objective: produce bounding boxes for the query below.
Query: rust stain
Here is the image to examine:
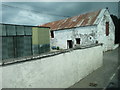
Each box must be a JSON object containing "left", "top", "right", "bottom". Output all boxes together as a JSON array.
[{"left": 39, "top": 10, "right": 101, "bottom": 31}]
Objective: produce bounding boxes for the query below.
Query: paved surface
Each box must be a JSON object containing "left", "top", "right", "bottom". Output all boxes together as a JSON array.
[{"left": 68, "top": 47, "right": 120, "bottom": 89}]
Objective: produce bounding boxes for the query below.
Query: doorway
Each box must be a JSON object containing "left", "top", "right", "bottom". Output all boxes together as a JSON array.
[{"left": 67, "top": 40, "right": 73, "bottom": 49}]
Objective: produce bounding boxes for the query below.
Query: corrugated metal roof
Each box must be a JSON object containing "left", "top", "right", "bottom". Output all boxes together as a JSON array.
[{"left": 39, "top": 10, "right": 101, "bottom": 31}]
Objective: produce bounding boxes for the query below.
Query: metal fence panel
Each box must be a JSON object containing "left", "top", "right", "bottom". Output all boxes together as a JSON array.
[
  {"left": 2, "top": 25, "right": 6, "bottom": 36},
  {"left": 0, "top": 37, "right": 2, "bottom": 63},
  {"left": 2, "top": 37, "right": 8, "bottom": 59},
  {"left": 0, "top": 24, "right": 1, "bottom": 36},
  {"left": 16, "top": 36, "right": 24, "bottom": 57},
  {"left": 16, "top": 25, "right": 24, "bottom": 35},
  {"left": 6, "top": 25, "right": 16, "bottom": 36},
  {"left": 0, "top": 24, "right": 6, "bottom": 36},
  {"left": 24, "top": 26, "right": 32, "bottom": 35},
  {"left": 24, "top": 36, "right": 32, "bottom": 56},
  {"left": 7, "top": 37, "right": 14, "bottom": 59}
]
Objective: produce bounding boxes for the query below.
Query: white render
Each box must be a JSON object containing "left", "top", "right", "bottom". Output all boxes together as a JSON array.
[
  {"left": 50, "top": 9, "right": 115, "bottom": 51},
  {"left": 51, "top": 26, "right": 97, "bottom": 49},
  {"left": 94, "top": 9, "right": 115, "bottom": 51},
  {"left": 2, "top": 45, "right": 103, "bottom": 88}
]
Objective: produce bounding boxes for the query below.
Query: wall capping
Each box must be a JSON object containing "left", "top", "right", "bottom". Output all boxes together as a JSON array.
[{"left": 1, "top": 43, "right": 103, "bottom": 66}]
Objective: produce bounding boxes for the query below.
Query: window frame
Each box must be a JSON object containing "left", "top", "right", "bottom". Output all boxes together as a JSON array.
[{"left": 106, "top": 22, "right": 109, "bottom": 36}]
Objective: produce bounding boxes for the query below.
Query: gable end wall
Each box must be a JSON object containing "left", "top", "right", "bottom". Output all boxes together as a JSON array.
[{"left": 96, "top": 9, "right": 115, "bottom": 51}]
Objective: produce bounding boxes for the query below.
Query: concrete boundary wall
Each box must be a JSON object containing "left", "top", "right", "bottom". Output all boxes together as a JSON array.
[{"left": 1, "top": 45, "right": 103, "bottom": 88}]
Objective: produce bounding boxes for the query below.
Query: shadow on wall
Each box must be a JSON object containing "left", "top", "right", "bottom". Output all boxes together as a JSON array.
[{"left": 111, "top": 15, "right": 120, "bottom": 44}]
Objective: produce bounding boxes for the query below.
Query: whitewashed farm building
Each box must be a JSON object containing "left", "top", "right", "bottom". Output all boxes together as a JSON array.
[{"left": 40, "top": 8, "right": 115, "bottom": 51}]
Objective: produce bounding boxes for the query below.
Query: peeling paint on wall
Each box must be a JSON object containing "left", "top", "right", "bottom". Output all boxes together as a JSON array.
[
  {"left": 50, "top": 26, "right": 97, "bottom": 49},
  {"left": 50, "top": 9, "right": 115, "bottom": 51},
  {"left": 96, "top": 9, "right": 115, "bottom": 51}
]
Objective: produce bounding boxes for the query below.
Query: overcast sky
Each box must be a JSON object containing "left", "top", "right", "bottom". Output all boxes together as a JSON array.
[{"left": 1, "top": 2, "right": 119, "bottom": 26}]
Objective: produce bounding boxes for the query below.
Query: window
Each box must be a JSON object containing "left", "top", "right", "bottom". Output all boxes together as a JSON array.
[
  {"left": 51, "top": 31, "right": 54, "bottom": 38},
  {"left": 76, "top": 38, "right": 80, "bottom": 44},
  {"left": 106, "top": 22, "right": 109, "bottom": 36}
]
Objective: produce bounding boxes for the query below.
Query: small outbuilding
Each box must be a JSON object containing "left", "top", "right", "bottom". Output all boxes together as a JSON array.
[
  {"left": 40, "top": 8, "right": 115, "bottom": 51},
  {"left": 0, "top": 24, "right": 50, "bottom": 60}
]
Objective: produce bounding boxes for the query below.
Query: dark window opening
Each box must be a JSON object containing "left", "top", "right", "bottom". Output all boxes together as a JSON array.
[
  {"left": 51, "top": 31, "right": 54, "bottom": 38},
  {"left": 96, "top": 41, "right": 98, "bottom": 44},
  {"left": 76, "top": 38, "right": 80, "bottom": 44},
  {"left": 67, "top": 40, "right": 73, "bottom": 49},
  {"left": 106, "top": 22, "right": 109, "bottom": 36}
]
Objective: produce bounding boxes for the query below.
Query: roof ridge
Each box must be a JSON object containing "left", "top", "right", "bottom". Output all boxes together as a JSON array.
[
  {"left": 41, "top": 9, "right": 101, "bottom": 25},
  {"left": 39, "top": 9, "right": 102, "bottom": 30}
]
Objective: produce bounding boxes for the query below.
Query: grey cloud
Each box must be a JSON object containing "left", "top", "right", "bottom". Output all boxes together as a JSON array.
[{"left": 1, "top": 2, "right": 118, "bottom": 25}]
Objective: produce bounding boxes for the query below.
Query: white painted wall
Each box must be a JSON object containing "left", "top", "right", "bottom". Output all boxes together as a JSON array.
[
  {"left": 51, "top": 26, "right": 97, "bottom": 49},
  {"left": 51, "top": 29, "right": 73, "bottom": 49},
  {"left": 2, "top": 45, "right": 103, "bottom": 88},
  {"left": 51, "top": 9, "right": 115, "bottom": 51},
  {"left": 95, "top": 9, "right": 115, "bottom": 51},
  {"left": 75, "top": 26, "right": 97, "bottom": 46}
]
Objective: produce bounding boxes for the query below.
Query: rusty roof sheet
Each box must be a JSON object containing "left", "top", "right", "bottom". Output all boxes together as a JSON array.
[{"left": 39, "top": 10, "right": 101, "bottom": 31}]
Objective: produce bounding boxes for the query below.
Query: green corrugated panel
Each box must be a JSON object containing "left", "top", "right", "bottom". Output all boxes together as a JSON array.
[
  {"left": 32, "top": 27, "right": 39, "bottom": 45},
  {"left": 24, "top": 36, "right": 32, "bottom": 56},
  {"left": 7, "top": 37, "right": 14, "bottom": 59},
  {"left": 0, "top": 24, "right": 6, "bottom": 36},
  {"left": 11, "top": 36, "right": 32, "bottom": 58},
  {"left": 2, "top": 37, "right": 14, "bottom": 59},
  {"left": 0, "top": 24, "right": 2, "bottom": 36},
  {"left": 38, "top": 28, "right": 50, "bottom": 44},
  {"left": 16, "top": 36, "right": 24, "bottom": 57},
  {"left": 2, "top": 37, "right": 8, "bottom": 59},
  {"left": 2, "top": 25, "right": 6, "bottom": 36},
  {"left": 24, "top": 26, "right": 32, "bottom": 35},
  {"left": 16, "top": 25, "right": 24, "bottom": 35},
  {"left": 0, "top": 37, "right": 2, "bottom": 60},
  {"left": 32, "top": 27, "right": 50, "bottom": 54},
  {"left": 32, "top": 27, "right": 50, "bottom": 45},
  {"left": 6, "top": 25, "right": 16, "bottom": 36}
]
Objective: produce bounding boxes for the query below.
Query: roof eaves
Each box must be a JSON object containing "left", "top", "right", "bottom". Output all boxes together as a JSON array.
[{"left": 51, "top": 24, "right": 97, "bottom": 31}]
